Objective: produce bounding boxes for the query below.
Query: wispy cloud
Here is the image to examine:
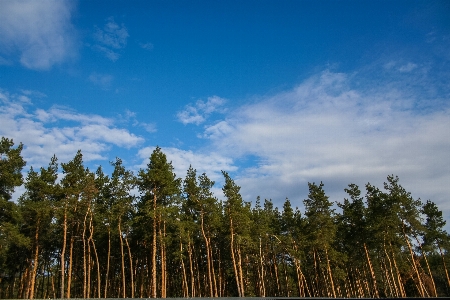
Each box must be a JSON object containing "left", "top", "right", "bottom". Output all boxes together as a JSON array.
[
  {"left": 0, "top": 89, "right": 143, "bottom": 167},
  {"left": 177, "top": 96, "right": 226, "bottom": 125},
  {"left": 120, "top": 109, "right": 157, "bottom": 133},
  {"left": 398, "top": 62, "right": 418, "bottom": 72},
  {"left": 88, "top": 72, "right": 114, "bottom": 89},
  {"left": 139, "top": 42, "right": 154, "bottom": 51},
  {"left": 136, "top": 146, "right": 237, "bottom": 190},
  {"left": 199, "top": 68, "right": 450, "bottom": 214},
  {"left": 93, "top": 17, "right": 129, "bottom": 61},
  {"left": 0, "top": 0, "right": 77, "bottom": 70}
]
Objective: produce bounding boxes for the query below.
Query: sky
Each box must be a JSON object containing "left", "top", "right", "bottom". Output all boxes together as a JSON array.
[{"left": 1, "top": 0, "right": 450, "bottom": 226}]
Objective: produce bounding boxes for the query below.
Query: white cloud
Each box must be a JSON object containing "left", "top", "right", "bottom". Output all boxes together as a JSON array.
[
  {"left": 120, "top": 109, "right": 157, "bottom": 133},
  {"left": 177, "top": 96, "right": 226, "bottom": 125},
  {"left": 89, "top": 72, "right": 114, "bottom": 89},
  {"left": 140, "top": 42, "right": 154, "bottom": 51},
  {"left": 93, "top": 17, "right": 129, "bottom": 61},
  {"left": 398, "top": 62, "right": 418, "bottom": 72},
  {"left": 0, "top": 89, "right": 144, "bottom": 167},
  {"left": 136, "top": 147, "right": 237, "bottom": 185},
  {"left": 197, "top": 70, "right": 450, "bottom": 221},
  {"left": 0, "top": 0, "right": 77, "bottom": 70}
]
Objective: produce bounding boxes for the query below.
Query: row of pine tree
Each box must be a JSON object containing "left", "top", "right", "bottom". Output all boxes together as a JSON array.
[{"left": 1, "top": 136, "right": 450, "bottom": 298}]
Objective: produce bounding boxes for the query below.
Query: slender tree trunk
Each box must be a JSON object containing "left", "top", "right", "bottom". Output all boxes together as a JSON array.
[
  {"left": 403, "top": 228, "right": 425, "bottom": 297},
  {"left": 118, "top": 218, "right": 126, "bottom": 298},
  {"left": 210, "top": 237, "right": 218, "bottom": 297},
  {"left": 87, "top": 209, "right": 101, "bottom": 298},
  {"left": 60, "top": 206, "right": 67, "bottom": 299},
  {"left": 151, "top": 190, "right": 157, "bottom": 298},
  {"left": 364, "top": 243, "right": 379, "bottom": 298},
  {"left": 387, "top": 243, "right": 406, "bottom": 297},
  {"left": 229, "top": 216, "right": 241, "bottom": 296},
  {"left": 83, "top": 209, "right": 89, "bottom": 298},
  {"left": 104, "top": 226, "right": 111, "bottom": 298},
  {"left": 259, "top": 238, "right": 266, "bottom": 297},
  {"left": 125, "top": 233, "right": 134, "bottom": 298},
  {"left": 438, "top": 244, "right": 450, "bottom": 288},
  {"left": 384, "top": 244, "right": 400, "bottom": 297},
  {"left": 413, "top": 234, "right": 437, "bottom": 297},
  {"left": 237, "top": 244, "right": 245, "bottom": 297},
  {"left": 66, "top": 235, "right": 75, "bottom": 298},
  {"left": 200, "top": 213, "right": 214, "bottom": 297},
  {"left": 29, "top": 219, "right": 40, "bottom": 299},
  {"left": 325, "top": 247, "right": 336, "bottom": 298},
  {"left": 188, "top": 236, "right": 195, "bottom": 297},
  {"left": 91, "top": 231, "right": 101, "bottom": 298},
  {"left": 180, "top": 239, "right": 189, "bottom": 297},
  {"left": 160, "top": 219, "right": 166, "bottom": 298}
]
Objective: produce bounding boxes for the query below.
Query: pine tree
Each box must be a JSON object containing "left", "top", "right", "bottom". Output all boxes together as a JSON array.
[
  {"left": 19, "top": 156, "right": 59, "bottom": 299},
  {"left": 0, "top": 137, "right": 28, "bottom": 298},
  {"left": 137, "top": 146, "right": 181, "bottom": 298},
  {"left": 303, "top": 182, "right": 338, "bottom": 297},
  {"left": 222, "top": 171, "right": 252, "bottom": 297}
]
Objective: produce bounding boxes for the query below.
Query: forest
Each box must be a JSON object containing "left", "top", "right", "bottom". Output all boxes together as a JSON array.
[{"left": 1, "top": 136, "right": 449, "bottom": 299}]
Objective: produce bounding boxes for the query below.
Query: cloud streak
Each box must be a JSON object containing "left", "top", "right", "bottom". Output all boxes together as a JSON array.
[
  {"left": 177, "top": 96, "right": 226, "bottom": 125},
  {"left": 0, "top": 0, "right": 77, "bottom": 70},
  {"left": 199, "top": 69, "right": 450, "bottom": 215},
  {"left": 93, "top": 17, "right": 129, "bottom": 61},
  {"left": 0, "top": 89, "right": 143, "bottom": 167}
]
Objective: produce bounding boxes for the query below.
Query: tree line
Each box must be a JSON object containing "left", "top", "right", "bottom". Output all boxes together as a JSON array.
[{"left": 1, "top": 136, "right": 449, "bottom": 298}]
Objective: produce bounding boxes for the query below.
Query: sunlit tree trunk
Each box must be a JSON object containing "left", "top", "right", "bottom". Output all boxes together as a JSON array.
[
  {"left": 118, "top": 218, "right": 126, "bottom": 298},
  {"left": 29, "top": 219, "right": 40, "bottom": 299}
]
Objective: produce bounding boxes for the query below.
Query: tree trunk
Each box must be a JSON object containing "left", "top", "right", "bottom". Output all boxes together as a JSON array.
[
  {"left": 66, "top": 235, "right": 74, "bottom": 298},
  {"left": 180, "top": 239, "right": 189, "bottom": 297},
  {"left": 29, "top": 219, "right": 40, "bottom": 299},
  {"left": 438, "top": 244, "right": 450, "bottom": 288},
  {"left": 325, "top": 247, "right": 336, "bottom": 298},
  {"left": 151, "top": 190, "right": 157, "bottom": 298},
  {"left": 125, "top": 233, "right": 134, "bottom": 298},
  {"left": 364, "top": 243, "right": 379, "bottom": 298},
  {"left": 118, "top": 218, "right": 126, "bottom": 298},
  {"left": 104, "top": 226, "right": 111, "bottom": 298},
  {"left": 229, "top": 216, "right": 241, "bottom": 297},
  {"left": 200, "top": 212, "right": 214, "bottom": 297},
  {"left": 60, "top": 206, "right": 67, "bottom": 299},
  {"left": 403, "top": 228, "right": 425, "bottom": 297}
]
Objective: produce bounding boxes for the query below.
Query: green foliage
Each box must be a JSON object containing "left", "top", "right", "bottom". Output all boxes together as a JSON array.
[
  {"left": 1, "top": 137, "right": 450, "bottom": 298},
  {"left": 0, "top": 137, "right": 26, "bottom": 201}
]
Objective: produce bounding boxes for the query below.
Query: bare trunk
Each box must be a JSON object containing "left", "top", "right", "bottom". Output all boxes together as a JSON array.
[
  {"left": 438, "top": 244, "right": 450, "bottom": 288},
  {"left": 188, "top": 236, "right": 195, "bottom": 297},
  {"left": 229, "top": 216, "right": 241, "bottom": 296},
  {"left": 160, "top": 220, "right": 166, "bottom": 298},
  {"left": 118, "top": 218, "right": 126, "bottom": 298},
  {"left": 364, "top": 243, "right": 379, "bottom": 298},
  {"left": 237, "top": 244, "right": 245, "bottom": 297},
  {"left": 125, "top": 233, "right": 134, "bottom": 298},
  {"left": 83, "top": 209, "right": 89, "bottom": 298},
  {"left": 383, "top": 243, "right": 399, "bottom": 297},
  {"left": 325, "top": 247, "right": 336, "bottom": 298},
  {"left": 180, "top": 240, "right": 189, "bottom": 297},
  {"left": 60, "top": 206, "right": 67, "bottom": 299},
  {"left": 259, "top": 238, "right": 266, "bottom": 297},
  {"left": 151, "top": 190, "right": 157, "bottom": 298},
  {"left": 413, "top": 234, "right": 437, "bottom": 297},
  {"left": 403, "top": 227, "right": 425, "bottom": 297},
  {"left": 88, "top": 209, "right": 101, "bottom": 298},
  {"left": 29, "top": 219, "right": 40, "bottom": 299},
  {"left": 66, "top": 236, "right": 74, "bottom": 298},
  {"left": 104, "top": 226, "right": 111, "bottom": 298},
  {"left": 200, "top": 213, "right": 214, "bottom": 297}
]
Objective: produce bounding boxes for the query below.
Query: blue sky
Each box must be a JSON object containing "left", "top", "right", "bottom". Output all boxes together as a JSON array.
[{"left": 1, "top": 0, "right": 450, "bottom": 224}]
